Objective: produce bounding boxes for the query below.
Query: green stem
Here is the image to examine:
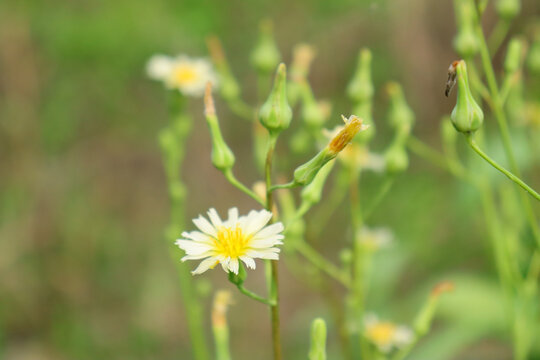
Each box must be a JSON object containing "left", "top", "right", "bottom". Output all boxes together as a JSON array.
[
  {"left": 264, "top": 133, "right": 282, "bottom": 360},
  {"left": 234, "top": 283, "right": 276, "bottom": 306},
  {"left": 269, "top": 181, "right": 299, "bottom": 191},
  {"left": 223, "top": 169, "right": 266, "bottom": 206},
  {"left": 295, "top": 241, "right": 351, "bottom": 288},
  {"left": 363, "top": 176, "right": 395, "bottom": 220},
  {"left": 465, "top": 134, "right": 540, "bottom": 201},
  {"left": 160, "top": 122, "right": 210, "bottom": 359},
  {"left": 488, "top": 19, "right": 511, "bottom": 57}
]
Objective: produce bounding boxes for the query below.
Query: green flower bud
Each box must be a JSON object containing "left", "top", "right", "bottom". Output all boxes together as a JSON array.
[
  {"left": 259, "top": 63, "right": 292, "bottom": 135},
  {"left": 294, "top": 116, "right": 367, "bottom": 186},
  {"left": 308, "top": 318, "right": 327, "bottom": 360},
  {"left": 495, "top": 0, "right": 520, "bottom": 20},
  {"left": 289, "top": 44, "right": 316, "bottom": 106},
  {"left": 504, "top": 38, "right": 524, "bottom": 74},
  {"left": 347, "top": 48, "right": 374, "bottom": 103},
  {"left": 413, "top": 282, "right": 454, "bottom": 336},
  {"left": 339, "top": 248, "right": 353, "bottom": 266},
  {"left": 454, "top": 29, "right": 479, "bottom": 58},
  {"left": 526, "top": 34, "right": 540, "bottom": 75},
  {"left": 207, "top": 36, "right": 241, "bottom": 100},
  {"left": 301, "top": 160, "right": 335, "bottom": 206},
  {"left": 387, "top": 82, "right": 415, "bottom": 131},
  {"left": 250, "top": 20, "right": 281, "bottom": 74},
  {"left": 204, "top": 84, "right": 235, "bottom": 171},
  {"left": 450, "top": 60, "right": 484, "bottom": 133},
  {"left": 453, "top": 0, "right": 479, "bottom": 58},
  {"left": 227, "top": 263, "right": 247, "bottom": 284},
  {"left": 384, "top": 144, "right": 409, "bottom": 174},
  {"left": 301, "top": 83, "right": 326, "bottom": 130}
]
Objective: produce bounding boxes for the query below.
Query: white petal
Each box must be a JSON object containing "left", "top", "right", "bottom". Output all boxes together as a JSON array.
[
  {"left": 245, "top": 248, "right": 280, "bottom": 260},
  {"left": 226, "top": 207, "right": 239, "bottom": 226},
  {"left": 228, "top": 258, "right": 239, "bottom": 274},
  {"left": 253, "top": 222, "right": 284, "bottom": 239},
  {"left": 193, "top": 215, "right": 217, "bottom": 237},
  {"left": 146, "top": 55, "right": 173, "bottom": 80},
  {"left": 181, "top": 231, "right": 214, "bottom": 244},
  {"left": 191, "top": 257, "right": 218, "bottom": 275},
  {"left": 240, "top": 256, "right": 256, "bottom": 269},
  {"left": 244, "top": 210, "right": 273, "bottom": 235},
  {"left": 181, "top": 252, "right": 214, "bottom": 261},
  {"left": 207, "top": 208, "right": 222, "bottom": 228},
  {"left": 249, "top": 237, "right": 283, "bottom": 249},
  {"left": 176, "top": 240, "right": 213, "bottom": 255}
]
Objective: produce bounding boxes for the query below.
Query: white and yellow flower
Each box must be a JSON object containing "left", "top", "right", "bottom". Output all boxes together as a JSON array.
[
  {"left": 363, "top": 313, "right": 413, "bottom": 353},
  {"left": 176, "top": 208, "right": 284, "bottom": 275},
  {"left": 146, "top": 54, "right": 218, "bottom": 97}
]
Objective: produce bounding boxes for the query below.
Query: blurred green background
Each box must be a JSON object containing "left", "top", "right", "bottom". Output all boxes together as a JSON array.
[{"left": 1, "top": 0, "right": 539, "bottom": 359}]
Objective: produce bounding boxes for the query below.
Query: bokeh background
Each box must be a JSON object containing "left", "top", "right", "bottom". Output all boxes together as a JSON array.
[{"left": 1, "top": 0, "right": 539, "bottom": 359}]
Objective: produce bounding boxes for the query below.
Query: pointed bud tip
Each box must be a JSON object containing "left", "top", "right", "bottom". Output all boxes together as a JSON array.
[
  {"left": 204, "top": 82, "right": 215, "bottom": 117},
  {"left": 431, "top": 281, "right": 455, "bottom": 297}
]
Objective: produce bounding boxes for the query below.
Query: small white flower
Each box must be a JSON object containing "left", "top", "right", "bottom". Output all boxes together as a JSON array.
[
  {"left": 146, "top": 54, "right": 218, "bottom": 97},
  {"left": 176, "top": 208, "right": 284, "bottom": 275},
  {"left": 363, "top": 313, "right": 414, "bottom": 353},
  {"left": 357, "top": 227, "right": 394, "bottom": 250}
]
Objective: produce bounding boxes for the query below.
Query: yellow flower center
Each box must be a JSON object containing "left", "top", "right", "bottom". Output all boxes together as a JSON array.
[
  {"left": 214, "top": 226, "right": 252, "bottom": 259},
  {"left": 366, "top": 322, "right": 397, "bottom": 347},
  {"left": 171, "top": 65, "right": 198, "bottom": 86}
]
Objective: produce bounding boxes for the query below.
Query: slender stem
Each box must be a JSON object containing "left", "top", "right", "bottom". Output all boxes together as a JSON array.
[
  {"left": 264, "top": 133, "right": 282, "bottom": 360},
  {"left": 295, "top": 241, "right": 351, "bottom": 288},
  {"left": 269, "top": 181, "right": 298, "bottom": 191},
  {"left": 363, "top": 176, "right": 395, "bottom": 220},
  {"left": 465, "top": 134, "right": 540, "bottom": 201},
  {"left": 234, "top": 283, "right": 276, "bottom": 306},
  {"left": 223, "top": 169, "right": 266, "bottom": 206},
  {"left": 472, "top": 11, "right": 540, "bottom": 242},
  {"left": 160, "top": 120, "right": 210, "bottom": 359}
]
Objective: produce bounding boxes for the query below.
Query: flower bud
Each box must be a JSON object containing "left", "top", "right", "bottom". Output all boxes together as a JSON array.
[
  {"left": 288, "top": 44, "right": 316, "bottom": 105},
  {"left": 347, "top": 48, "right": 374, "bottom": 103},
  {"left": 204, "top": 83, "right": 235, "bottom": 171},
  {"left": 301, "top": 82, "right": 327, "bottom": 130},
  {"left": 413, "top": 282, "right": 454, "bottom": 336},
  {"left": 301, "top": 160, "right": 335, "bottom": 206},
  {"left": 206, "top": 36, "right": 241, "bottom": 100},
  {"left": 308, "top": 318, "right": 327, "bottom": 360},
  {"left": 504, "top": 37, "right": 524, "bottom": 74},
  {"left": 227, "top": 262, "right": 247, "bottom": 284},
  {"left": 387, "top": 82, "right": 415, "bottom": 131},
  {"left": 384, "top": 144, "right": 409, "bottom": 175},
  {"left": 453, "top": 0, "right": 479, "bottom": 58},
  {"left": 454, "top": 29, "right": 479, "bottom": 58},
  {"left": 259, "top": 63, "right": 292, "bottom": 135},
  {"left": 495, "top": 0, "right": 520, "bottom": 20},
  {"left": 250, "top": 20, "right": 281, "bottom": 74},
  {"left": 449, "top": 60, "right": 484, "bottom": 133},
  {"left": 293, "top": 115, "right": 367, "bottom": 186}
]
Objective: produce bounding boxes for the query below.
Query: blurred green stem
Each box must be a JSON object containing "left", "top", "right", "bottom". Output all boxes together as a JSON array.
[
  {"left": 363, "top": 176, "right": 395, "bottom": 221},
  {"left": 295, "top": 241, "right": 351, "bottom": 287},
  {"left": 160, "top": 95, "right": 210, "bottom": 360},
  {"left": 465, "top": 134, "right": 540, "bottom": 201},
  {"left": 264, "top": 133, "right": 282, "bottom": 360}
]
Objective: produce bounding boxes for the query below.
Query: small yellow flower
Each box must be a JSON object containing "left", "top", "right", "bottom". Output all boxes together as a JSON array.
[
  {"left": 146, "top": 54, "right": 218, "bottom": 97},
  {"left": 327, "top": 115, "right": 368, "bottom": 155},
  {"left": 177, "top": 208, "right": 284, "bottom": 275},
  {"left": 364, "top": 314, "right": 413, "bottom": 353}
]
